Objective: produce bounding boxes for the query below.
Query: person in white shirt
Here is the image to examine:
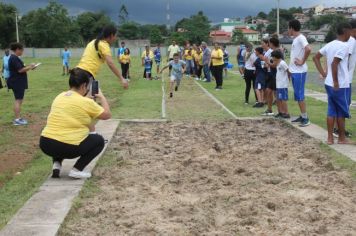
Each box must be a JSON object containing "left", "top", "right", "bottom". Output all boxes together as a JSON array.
[
  {"left": 261, "top": 38, "right": 274, "bottom": 116},
  {"left": 313, "top": 23, "right": 353, "bottom": 145},
  {"left": 243, "top": 44, "right": 257, "bottom": 104},
  {"left": 167, "top": 40, "right": 181, "bottom": 76},
  {"left": 288, "top": 20, "right": 312, "bottom": 127},
  {"left": 272, "top": 50, "right": 290, "bottom": 119},
  {"left": 347, "top": 20, "right": 356, "bottom": 106}
]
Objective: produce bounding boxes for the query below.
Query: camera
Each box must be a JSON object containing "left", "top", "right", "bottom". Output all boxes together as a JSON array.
[{"left": 91, "top": 80, "right": 99, "bottom": 96}]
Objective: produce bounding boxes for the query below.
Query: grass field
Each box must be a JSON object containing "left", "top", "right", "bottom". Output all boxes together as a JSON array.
[{"left": 1, "top": 53, "right": 356, "bottom": 230}]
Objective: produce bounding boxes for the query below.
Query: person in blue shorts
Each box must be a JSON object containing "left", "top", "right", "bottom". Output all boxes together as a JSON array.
[
  {"left": 62, "top": 47, "right": 71, "bottom": 75},
  {"left": 313, "top": 23, "right": 353, "bottom": 145},
  {"left": 237, "top": 42, "right": 246, "bottom": 77},
  {"left": 223, "top": 45, "right": 229, "bottom": 78},
  {"left": 272, "top": 50, "right": 290, "bottom": 119},
  {"left": 253, "top": 47, "right": 267, "bottom": 108},
  {"left": 288, "top": 20, "right": 312, "bottom": 127},
  {"left": 154, "top": 44, "right": 162, "bottom": 79},
  {"left": 143, "top": 52, "right": 152, "bottom": 80}
]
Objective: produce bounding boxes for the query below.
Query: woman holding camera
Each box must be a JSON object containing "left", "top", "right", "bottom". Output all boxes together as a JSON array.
[{"left": 39, "top": 68, "right": 111, "bottom": 179}]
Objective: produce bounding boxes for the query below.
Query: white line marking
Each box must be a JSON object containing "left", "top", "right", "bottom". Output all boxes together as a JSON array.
[{"left": 194, "top": 80, "right": 238, "bottom": 119}]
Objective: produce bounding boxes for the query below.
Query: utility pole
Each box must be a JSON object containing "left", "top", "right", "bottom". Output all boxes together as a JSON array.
[
  {"left": 15, "top": 11, "right": 19, "bottom": 42},
  {"left": 277, "top": 0, "right": 280, "bottom": 37},
  {"left": 166, "top": 0, "right": 171, "bottom": 30}
]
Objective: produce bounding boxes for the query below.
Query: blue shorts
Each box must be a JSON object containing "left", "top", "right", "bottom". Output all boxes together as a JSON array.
[
  {"left": 325, "top": 85, "right": 350, "bottom": 118},
  {"left": 346, "top": 83, "right": 352, "bottom": 106},
  {"left": 255, "top": 75, "right": 266, "bottom": 90},
  {"left": 291, "top": 73, "right": 307, "bottom": 102},
  {"left": 238, "top": 61, "right": 245, "bottom": 68},
  {"left": 63, "top": 61, "right": 69, "bottom": 67},
  {"left": 223, "top": 62, "right": 229, "bottom": 69},
  {"left": 277, "top": 88, "right": 288, "bottom": 101},
  {"left": 155, "top": 60, "right": 161, "bottom": 66}
]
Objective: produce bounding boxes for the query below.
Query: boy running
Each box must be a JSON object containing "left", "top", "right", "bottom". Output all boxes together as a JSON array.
[
  {"left": 272, "top": 50, "right": 290, "bottom": 119},
  {"left": 253, "top": 47, "right": 267, "bottom": 108},
  {"left": 313, "top": 23, "right": 352, "bottom": 145},
  {"left": 160, "top": 53, "right": 186, "bottom": 98}
]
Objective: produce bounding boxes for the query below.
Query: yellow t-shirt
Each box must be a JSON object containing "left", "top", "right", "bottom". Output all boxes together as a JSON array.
[
  {"left": 191, "top": 49, "right": 197, "bottom": 59},
  {"left": 211, "top": 49, "right": 224, "bottom": 66},
  {"left": 41, "top": 91, "right": 104, "bottom": 145},
  {"left": 168, "top": 45, "right": 180, "bottom": 59},
  {"left": 184, "top": 50, "right": 193, "bottom": 60},
  {"left": 141, "top": 50, "right": 154, "bottom": 59},
  {"left": 120, "top": 54, "right": 130, "bottom": 64},
  {"left": 195, "top": 53, "right": 203, "bottom": 66},
  {"left": 77, "top": 40, "right": 112, "bottom": 77}
]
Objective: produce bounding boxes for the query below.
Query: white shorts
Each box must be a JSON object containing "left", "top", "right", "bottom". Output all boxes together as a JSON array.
[{"left": 170, "top": 75, "right": 182, "bottom": 82}]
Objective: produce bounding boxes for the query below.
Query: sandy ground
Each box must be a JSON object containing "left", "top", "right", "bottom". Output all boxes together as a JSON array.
[{"left": 61, "top": 120, "right": 356, "bottom": 236}]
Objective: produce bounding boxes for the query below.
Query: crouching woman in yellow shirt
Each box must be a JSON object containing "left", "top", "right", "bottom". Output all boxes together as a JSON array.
[{"left": 40, "top": 68, "right": 111, "bottom": 179}]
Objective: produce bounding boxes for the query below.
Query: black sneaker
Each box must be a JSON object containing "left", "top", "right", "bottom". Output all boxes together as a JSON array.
[
  {"left": 299, "top": 117, "right": 310, "bottom": 127},
  {"left": 170, "top": 93, "right": 173, "bottom": 98},
  {"left": 175, "top": 86, "right": 178, "bottom": 91},
  {"left": 281, "top": 113, "right": 291, "bottom": 119},
  {"left": 334, "top": 128, "right": 352, "bottom": 138},
  {"left": 52, "top": 169, "right": 60, "bottom": 178},
  {"left": 274, "top": 113, "right": 282, "bottom": 118},
  {"left": 261, "top": 109, "right": 274, "bottom": 116},
  {"left": 252, "top": 103, "right": 259, "bottom": 108},
  {"left": 258, "top": 102, "right": 265, "bottom": 108},
  {"left": 291, "top": 116, "right": 303, "bottom": 123}
]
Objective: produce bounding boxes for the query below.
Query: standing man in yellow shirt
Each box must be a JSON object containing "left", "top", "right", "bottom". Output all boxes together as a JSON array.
[
  {"left": 77, "top": 25, "right": 128, "bottom": 89},
  {"left": 211, "top": 43, "right": 224, "bottom": 90},
  {"left": 167, "top": 40, "right": 181, "bottom": 76}
]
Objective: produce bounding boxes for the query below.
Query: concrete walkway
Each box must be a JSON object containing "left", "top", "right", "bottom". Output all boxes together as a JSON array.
[{"left": 0, "top": 119, "right": 120, "bottom": 236}]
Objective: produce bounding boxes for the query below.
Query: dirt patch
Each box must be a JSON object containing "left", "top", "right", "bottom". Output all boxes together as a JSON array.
[
  {"left": 61, "top": 120, "right": 356, "bottom": 235},
  {"left": 0, "top": 112, "right": 46, "bottom": 186}
]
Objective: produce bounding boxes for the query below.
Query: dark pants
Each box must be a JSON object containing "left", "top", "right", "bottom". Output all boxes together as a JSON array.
[
  {"left": 39, "top": 134, "right": 105, "bottom": 171},
  {"left": 244, "top": 69, "right": 257, "bottom": 103},
  {"left": 196, "top": 65, "right": 203, "bottom": 78},
  {"left": 121, "top": 63, "right": 129, "bottom": 79},
  {"left": 211, "top": 65, "right": 224, "bottom": 87}
]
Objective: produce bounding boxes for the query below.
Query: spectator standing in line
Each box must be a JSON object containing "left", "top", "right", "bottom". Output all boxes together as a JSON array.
[
  {"left": 62, "top": 47, "right": 71, "bottom": 76},
  {"left": 201, "top": 42, "right": 211, "bottom": 83}
]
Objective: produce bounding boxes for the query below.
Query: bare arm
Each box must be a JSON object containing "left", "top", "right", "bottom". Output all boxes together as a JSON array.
[
  {"left": 160, "top": 65, "right": 169, "bottom": 73},
  {"left": 95, "top": 92, "right": 112, "bottom": 120},
  {"left": 313, "top": 52, "right": 326, "bottom": 79},
  {"left": 18, "top": 64, "right": 35, "bottom": 73},
  {"left": 104, "top": 55, "right": 128, "bottom": 89},
  {"left": 331, "top": 57, "right": 341, "bottom": 89},
  {"left": 296, "top": 45, "right": 312, "bottom": 65}
]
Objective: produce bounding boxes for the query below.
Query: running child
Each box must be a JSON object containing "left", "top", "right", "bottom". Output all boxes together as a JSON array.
[
  {"left": 154, "top": 44, "right": 162, "bottom": 79},
  {"left": 160, "top": 53, "right": 186, "bottom": 98},
  {"left": 253, "top": 47, "right": 267, "bottom": 108},
  {"left": 223, "top": 45, "right": 229, "bottom": 78},
  {"left": 272, "top": 50, "right": 290, "bottom": 119},
  {"left": 62, "top": 47, "right": 71, "bottom": 75},
  {"left": 119, "top": 48, "right": 130, "bottom": 80},
  {"left": 313, "top": 23, "right": 352, "bottom": 145},
  {"left": 143, "top": 51, "right": 152, "bottom": 80}
]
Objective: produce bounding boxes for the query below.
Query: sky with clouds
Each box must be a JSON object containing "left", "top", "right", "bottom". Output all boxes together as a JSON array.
[{"left": 5, "top": 0, "right": 356, "bottom": 24}]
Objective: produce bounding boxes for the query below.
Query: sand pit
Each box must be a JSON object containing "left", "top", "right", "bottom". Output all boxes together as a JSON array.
[{"left": 61, "top": 120, "right": 356, "bottom": 235}]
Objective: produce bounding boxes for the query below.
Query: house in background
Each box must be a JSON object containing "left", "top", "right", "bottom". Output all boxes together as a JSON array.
[
  {"left": 240, "top": 28, "right": 260, "bottom": 43},
  {"left": 220, "top": 18, "right": 257, "bottom": 33},
  {"left": 210, "top": 30, "right": 232, "bottom": 44},
  {"left": 308, "top": 31, "right": 326, "bottom": 42}
]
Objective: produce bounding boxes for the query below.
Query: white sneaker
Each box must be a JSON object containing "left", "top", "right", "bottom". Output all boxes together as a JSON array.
[
  {"left": 202, "top": 78, "right": 207, "bottom": 82},
  {"left": 69, "top": 169, "right": 92, "bottom": 179},
  {"left": 13, "top": 118, "right": 28, "bottom": 126}
]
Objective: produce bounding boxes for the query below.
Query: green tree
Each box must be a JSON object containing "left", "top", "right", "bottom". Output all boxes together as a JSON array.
[
  {"left": 118, "top": 21, "right": 140, "bottom": 39},
  {"left": 257, "top": 11, "right": 267, "bottom": 19},
  {"left": 0, "top": 3, "right": 17, "bottom": 48},
  {"left": 118, "top": 4, "right": 128, "bottom": 25},
  {"left": 20, "top": 1, "right": 79, "bottom": 47},
  {"left": 150, "top": 27, "right": 163, "bottom": 44},
  {"left": 232, "top": 29, "right": 247, "bottom": 44},
  {"left": 172, "top": 11, "right": 211, "bottom": 44},
  {"left": 76, "top": 12, "right": 114, "bottom": 44}
]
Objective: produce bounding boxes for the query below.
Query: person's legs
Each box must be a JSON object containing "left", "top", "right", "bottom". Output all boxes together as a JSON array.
[
  {"left": 327, "top": 117, "right": 335, "bottom": 144},
  {"left": 203, "top": 64, "right": 211, "bottom": 82},
  {"left": 217, "top": 65, "right": 223, "bottom": 87},
  {"left": 121, "top": 63, "right": 126, "bottom": 78},
  {"left": 74, "top": 134, "right": 105, "bottom": 171},
  {"left": 244, "top": 70, "right": 252, "bottom": 103},
  {"left": 14, "top": 99, "right": 23, "bottom": 119}
]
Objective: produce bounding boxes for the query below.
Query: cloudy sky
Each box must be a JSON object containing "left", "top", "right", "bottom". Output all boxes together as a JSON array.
[{"left": 5, "top": 0, "right": 356, "bottom": 24}]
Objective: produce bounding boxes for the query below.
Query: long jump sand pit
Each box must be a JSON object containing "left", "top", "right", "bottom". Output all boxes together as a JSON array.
[{"left": 61, "top": 119, "right": 356, "bottom": 235}]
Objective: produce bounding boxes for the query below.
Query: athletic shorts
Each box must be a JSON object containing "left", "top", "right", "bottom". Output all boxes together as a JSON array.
[
  {"left": 238, "top": 61, "right": 245, "bottom": 68},
  {"left": 155, "top": 60, "right": 161, "bottom": 66},
  {"left": 346, "top": 83, "right": 352, "bottom": 106},
  {"left": 277, "top": 88, "right": 288, "bottom": 101},
  {"left": 223, "top": 62, "right": 229, "bottom": 69},
  {"left": 63, "top": 61, "right": 69, "bottom": 67},
  {"left": 291, "top": 72, "right": 307, "bottom": 102},
  {"left": 255, "top": 75, "right": 266, "bottom": 90},
  {"left": 325, "top": 85, "right": 350, "bottom": 118},
  {"left": 170, "top": 74, "right": 182, "bottom": 82},
  {"left": 12, "top": 88, "right": 25, "bottom": 100},
  {"left": 266, "top": 72, "right": 276, "bottom": 90}
]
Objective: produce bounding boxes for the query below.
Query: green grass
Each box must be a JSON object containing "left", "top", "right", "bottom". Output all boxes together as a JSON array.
[{"left": 0, "top": 56, "right": 162, "bottom": 229}]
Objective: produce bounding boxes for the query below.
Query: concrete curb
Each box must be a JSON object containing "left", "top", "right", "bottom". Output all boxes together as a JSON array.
[{"left": 0, "top": 119, "right": 120, "bottom": 236}]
